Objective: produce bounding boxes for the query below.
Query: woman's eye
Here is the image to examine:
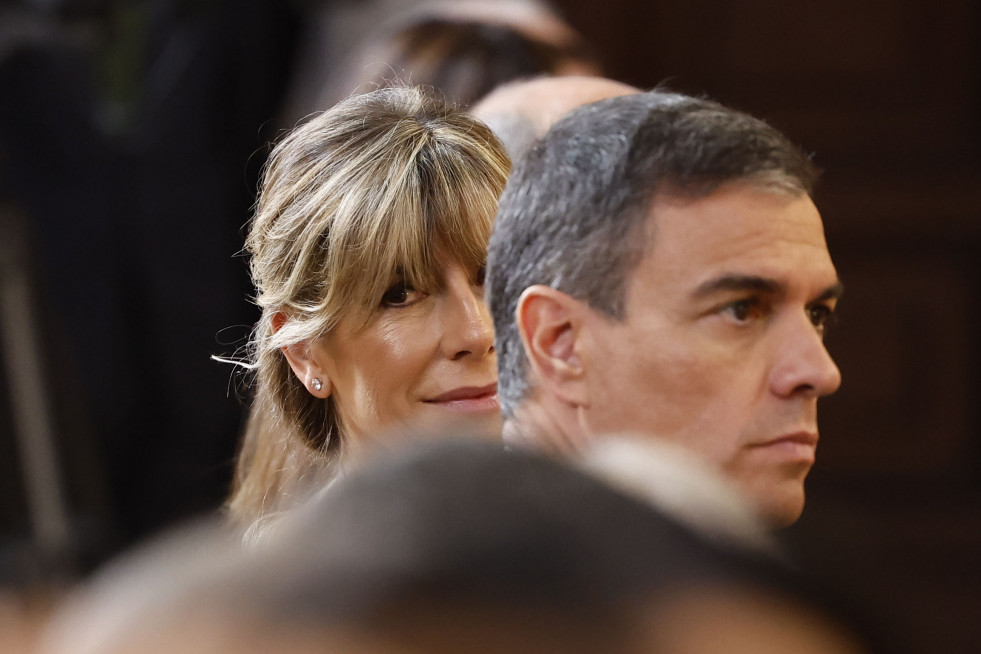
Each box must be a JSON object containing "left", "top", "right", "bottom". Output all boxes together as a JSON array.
[{"left": 381, "top": 280, "right": 413, "bottom": 307}]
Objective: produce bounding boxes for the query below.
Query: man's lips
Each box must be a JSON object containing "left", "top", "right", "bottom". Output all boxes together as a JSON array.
[
  {"left": 756, "top": 431, "right": 819, "bottom": 447},
  {"left": 749, "top": 431, "right": 819, "bottom": 461},
  {"left": 424, "top": 383, "right": 499, "bottom": 411}
]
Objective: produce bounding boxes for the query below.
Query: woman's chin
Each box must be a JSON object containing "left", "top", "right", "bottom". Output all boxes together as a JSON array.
[{"left": 417, "top": 402, "right": 504, "bottom": 439}]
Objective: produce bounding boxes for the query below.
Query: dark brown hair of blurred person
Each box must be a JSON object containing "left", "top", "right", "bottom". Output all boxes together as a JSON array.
[
  {"left": 357, "top": 15, "right": 598, "bottom": 106},
  {"left": 305, "top": 0, "right": 601, "bottom": 113},
  {"left": 41, "top": 437, "right": 890, "bottom": 654}
]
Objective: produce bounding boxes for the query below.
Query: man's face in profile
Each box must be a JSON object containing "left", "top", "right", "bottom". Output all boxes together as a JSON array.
[{"left": 579, "top": 183, "right": 842, "bottom": 525}]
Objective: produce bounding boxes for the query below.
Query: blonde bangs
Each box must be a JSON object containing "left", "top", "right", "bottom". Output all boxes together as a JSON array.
[{"left": 320, "top": 118, "right": 508, "bottom": 328}]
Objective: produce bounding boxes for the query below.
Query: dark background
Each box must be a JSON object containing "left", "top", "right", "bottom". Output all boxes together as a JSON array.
[{"left": 1, "top": 0, "right": 979, "bottom": 651}]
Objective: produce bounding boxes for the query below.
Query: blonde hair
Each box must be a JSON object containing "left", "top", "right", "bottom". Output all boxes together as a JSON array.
[{"left": 228, "top": 85, "right": 510, "bottom": 525}]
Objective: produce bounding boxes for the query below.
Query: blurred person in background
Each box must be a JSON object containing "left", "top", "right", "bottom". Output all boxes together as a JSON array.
[
  {"left": 282, "top": 0, "right": 601, "bottom": 123},
  {"left": 223, "top": 85, "right": 508, "bottom": 532},
  {"left": 470, "top": 74, "right": 639, "bottom": 161},
  {"left": 0, "top": 0, "right": 303, "bottom": 565}
]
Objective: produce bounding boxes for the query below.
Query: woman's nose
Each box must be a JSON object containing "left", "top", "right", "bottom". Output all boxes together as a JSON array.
[{"left": 441, "top": 267, "right": 495, "bottom": 360}]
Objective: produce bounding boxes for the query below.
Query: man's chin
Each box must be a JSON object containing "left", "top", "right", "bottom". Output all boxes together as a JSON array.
[{"left": 755, "top": 487, "right": 806, "bottom": 528}]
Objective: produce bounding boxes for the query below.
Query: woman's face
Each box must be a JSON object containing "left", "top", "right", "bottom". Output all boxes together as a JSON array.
[{"left": 306, "top": 260, "right": 500, "bottom": 447}]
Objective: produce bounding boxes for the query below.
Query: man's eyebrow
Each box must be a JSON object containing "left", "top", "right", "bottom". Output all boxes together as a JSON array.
[
  {"left": 813, "top": 281, "right": 845, "bottom": 304},
  {"left": 692, "top": 275, "right": 845, "bottom": 302},
  {"left": 692, "top": 275, "right": 782, "bottom": 299}
]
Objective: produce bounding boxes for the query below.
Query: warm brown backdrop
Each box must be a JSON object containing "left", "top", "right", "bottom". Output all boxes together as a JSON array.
[{"left": 553, "top": 0, "right": 981, "bottom": 651}]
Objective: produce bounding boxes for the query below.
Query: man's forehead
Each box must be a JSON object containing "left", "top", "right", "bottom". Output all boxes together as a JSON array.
[
  {"left": 642, "top": 185, "right": 826, "bottom": 243},
  {"left": 629, "top": 186, "right": 836, "bottom": 290}
]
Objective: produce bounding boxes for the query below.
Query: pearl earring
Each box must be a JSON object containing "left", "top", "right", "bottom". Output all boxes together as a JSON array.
[{"left": 311, "top": 378, "right": 323, "bottom": 392}]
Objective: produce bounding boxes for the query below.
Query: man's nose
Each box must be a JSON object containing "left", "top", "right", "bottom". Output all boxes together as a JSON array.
[{"left": 769, "top": 314, "right": 842, "bottom": 399}]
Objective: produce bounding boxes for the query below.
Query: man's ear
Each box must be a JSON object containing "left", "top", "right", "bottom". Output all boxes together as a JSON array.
[
  {"left": 515, "top": 285, "right": 589, "bottom": 407},
  {"left": 273, "top": 311, "right": 332, "bottom": 398}
]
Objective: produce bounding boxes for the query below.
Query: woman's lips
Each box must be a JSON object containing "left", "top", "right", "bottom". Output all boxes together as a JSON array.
[{"left": 425, "top": 383, "right": 499, "bottom": 412}]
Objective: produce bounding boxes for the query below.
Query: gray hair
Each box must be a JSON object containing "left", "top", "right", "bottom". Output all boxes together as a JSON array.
[{"left": 485, "top": 89, "right": 819, "bottom": 417}]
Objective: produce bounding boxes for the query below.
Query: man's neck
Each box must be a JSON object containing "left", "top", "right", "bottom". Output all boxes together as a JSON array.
[{"left": 502, "top": 400, "right": 591, "bottom": 457}]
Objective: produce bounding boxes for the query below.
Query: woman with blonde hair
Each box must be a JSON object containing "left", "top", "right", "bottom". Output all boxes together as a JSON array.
[{"left": 225, "top": 85, "right": 509, "bottom": 528}]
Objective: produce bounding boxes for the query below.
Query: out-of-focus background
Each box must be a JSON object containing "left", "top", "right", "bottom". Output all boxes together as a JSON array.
[{"left": 1, "top": 0, "right": 979, "bottom": 652}]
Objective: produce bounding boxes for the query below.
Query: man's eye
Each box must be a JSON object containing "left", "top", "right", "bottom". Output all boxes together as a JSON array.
[
  {"left": 725, "top": 299, "right": 760, "bottom": 322},
  {"left": 381, "top": 280, "right": 416, "bottom": 307},
  {"left": 807, "top": 304, "right": 836, "bottom": 331}
]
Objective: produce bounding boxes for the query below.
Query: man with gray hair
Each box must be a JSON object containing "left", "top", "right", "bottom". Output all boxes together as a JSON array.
[{"left": 486, "top": 89, "right": 843, "bottom": 526}]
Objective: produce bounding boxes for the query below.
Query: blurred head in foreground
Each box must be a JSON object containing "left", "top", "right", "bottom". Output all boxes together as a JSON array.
[{"left": 43, "top": 438, "right": 876, "bottom": 654}]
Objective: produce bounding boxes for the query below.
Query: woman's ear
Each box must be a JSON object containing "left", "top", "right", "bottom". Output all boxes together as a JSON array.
[
  {"left": 515, "top": 285, "right": 588, "bottom": 408},
  {"left": 273, "top": 311, "right": 332, "bottom": 398}
]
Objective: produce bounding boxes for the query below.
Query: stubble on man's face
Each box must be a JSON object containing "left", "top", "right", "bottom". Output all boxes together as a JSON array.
[{"left": 579, "top": 184, "right": 842, "bottom": 525}]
